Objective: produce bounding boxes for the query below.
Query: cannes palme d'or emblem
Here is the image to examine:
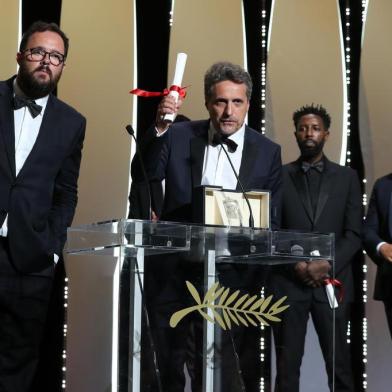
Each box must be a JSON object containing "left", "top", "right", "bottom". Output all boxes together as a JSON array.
[{"left": 170, "top": 281, "right": 290, "bottom": 330}]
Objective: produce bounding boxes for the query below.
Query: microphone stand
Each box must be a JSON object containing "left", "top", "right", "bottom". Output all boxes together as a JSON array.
[
  {"left": 216, "top": 137, "right": 255, "bottom": 391},
  {"left": 217, "top": 139, "right": 255, "bottom": 229},
  {"left": 125, "top": 125, "right": 163, "bottom": 392},
  {"left": 126, "top": 125, "right": 152, "bottom": 221}
]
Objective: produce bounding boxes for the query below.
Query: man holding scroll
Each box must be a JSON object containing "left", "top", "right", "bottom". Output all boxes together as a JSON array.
[{"left": 130, "top": 61, "right": 282, "bottom": 391}]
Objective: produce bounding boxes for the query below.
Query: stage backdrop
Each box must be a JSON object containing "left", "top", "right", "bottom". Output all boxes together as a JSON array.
[
  {"left": 0, "top": 1, "right": 19, "bottom": 79},
  {"left": 267, "top": 0, "right": 344, "bottom": 165},
  {"left": 168, "top": 0, "right": 245, "bottom": 121},
  {"left": 359, "top": 0, "right": 392, "bottom": 390},
  {"left": 60, "top": 0, "right": 135, "bottom": 226}
]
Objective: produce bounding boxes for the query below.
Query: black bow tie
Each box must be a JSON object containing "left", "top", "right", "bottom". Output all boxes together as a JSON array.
[
  {"left": 13, "top": 96, "right": 42, "bottom": 118},
  {"left": 301, "top": 160, "right": 324, "bottom": 173},
  {"left": 212, "top": 133, "right": 238, "bottom": 153}
]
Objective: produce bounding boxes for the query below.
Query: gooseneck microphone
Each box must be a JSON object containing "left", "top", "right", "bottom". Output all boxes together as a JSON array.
[
  {"left": 125, "top": 124, "right": 164, "bottom": 392},
  {"left": 213, "top": 133, "right": 255, "bottom": 229},
  {"left": 125, "top": 124, "right": 152, "bottom": 220}
]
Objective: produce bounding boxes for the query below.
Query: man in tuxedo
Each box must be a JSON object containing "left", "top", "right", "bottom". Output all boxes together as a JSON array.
[
  {"left": 0, "top": 21, "right": 85, "bottom": 391},
  {"left": 363, "top": 174, "right": 392, "bottom": 338},
  {"left": 130, "top": 62, "right": 282, "bottom": 391},
  {"left": 269, "top": 104, "right": 361, "bottom": 392}
]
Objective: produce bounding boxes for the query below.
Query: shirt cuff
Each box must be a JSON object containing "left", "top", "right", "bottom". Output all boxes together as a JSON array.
[
  {"left": 376, "top": 242, "right": 386, "bottom": 255},
  {"left": 155, "top": 126, "right": 169, "bottom": 137}
]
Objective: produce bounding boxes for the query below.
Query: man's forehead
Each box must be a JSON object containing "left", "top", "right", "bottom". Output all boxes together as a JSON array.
[
  {"left": 26, "top": 31, "right": 64, "bottom": 52},
  {"left": 211, "top": 81, "right": 248, "bottom": 96}
]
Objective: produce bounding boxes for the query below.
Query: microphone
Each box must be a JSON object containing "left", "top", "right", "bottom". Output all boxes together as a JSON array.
[
  {"left": 126, "top": 125, "right": 152, "bottom": 220},
  {"left": 213, "top": 133, "right": 255, "bottom": 229},
  {"left": 125, "top": 125, "right": 164, "bottom": 392},
  {"left": 290, "top": 244, "right": 304, "bottom": 256}
]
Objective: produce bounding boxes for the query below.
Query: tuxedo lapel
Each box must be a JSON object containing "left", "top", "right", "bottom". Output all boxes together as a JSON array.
[
  {"left": 16, "top": 95, "right": 56, "bottom": 180},
  {"left": 314, "top": 158, "right": 334, "bottom": 224},
  {"left": 190, "top": 126, "right": 208, "bottom": 188},
  {"left": 289, "top": 162, "right": 314, "bottom": 222},
  {"left": 0, "top": 79, "right": 16, "bottom": 177},
  {"left": 237, "top": 127, "right": 256, "bottom": 191}
]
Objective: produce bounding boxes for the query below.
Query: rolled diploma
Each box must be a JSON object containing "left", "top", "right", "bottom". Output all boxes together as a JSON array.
[
  {"left": 310, "top": 249, "right": 338, "bottom": 309},
  {"left": 163, "top": 52, "right": 187, "bottom": 122},
  {"left": 325, "top": 282, "right": 338, "bottom": 309}
]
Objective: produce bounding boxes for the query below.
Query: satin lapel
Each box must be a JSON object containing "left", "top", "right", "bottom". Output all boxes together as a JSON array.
[
  {"left": 314, "top": 160, "right": 334, "bottom": 224},
  {"left": 289, "top": 163, "right": 314, "bottom": 222},
  {"left": 190, "top": 130, "right": 207, "bottom": 188},
  {"left": 0, "top": 81, "right": 16, "bottom": 177},
  {"left": 16, "top": 95, "right": 55, "bottom": 179},
  {"left": 237, "top": 128, "right": 256, "bottom": 191}
]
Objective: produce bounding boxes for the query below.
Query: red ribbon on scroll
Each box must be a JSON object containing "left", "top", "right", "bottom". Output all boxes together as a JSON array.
[
  {"left": 130, "top": 84, "right": 187, "bottom": 99},
  {"left": 323, "top": 278, "right": 344, "bottom": 303}
]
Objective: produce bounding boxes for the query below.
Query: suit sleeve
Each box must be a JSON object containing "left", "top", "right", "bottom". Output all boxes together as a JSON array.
[
  {"left": 334, "top": 170, "right": 362, "bottom": 276},
  {"left": 129, "top": 124, "right": 168, "bottom": 217},
  {"left": 49, "top": 117, "right": 86, "bottom": 255},
  {"left": 362, "top": 180, "right": 385, "bottom": 266}
]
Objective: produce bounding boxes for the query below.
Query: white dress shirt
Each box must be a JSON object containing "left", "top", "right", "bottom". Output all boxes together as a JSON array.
[
  {"left": 201, "top": 124, "right": 245, "bottom": 190},
  {"left": 0, "top": 81, "right": 54, "bottom": 259}
]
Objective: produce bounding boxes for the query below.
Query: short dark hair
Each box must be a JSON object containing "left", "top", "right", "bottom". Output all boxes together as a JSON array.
[
  {"left": 293, "top": 104, "right": 331, "bottom": 130},
  {"left": 204, "top": 61, "right": 253, "bottom": 101},
  {"left": 19, "top": 21, "right": 69, "bottom": 59}
]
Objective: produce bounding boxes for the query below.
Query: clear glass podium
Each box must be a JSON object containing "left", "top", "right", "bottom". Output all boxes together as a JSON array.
[{"left": 65, "top": 219, "right": 335, "bottom": 392}]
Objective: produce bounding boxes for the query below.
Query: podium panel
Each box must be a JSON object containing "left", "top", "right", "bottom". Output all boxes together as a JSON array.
[{"left": 66, "top": 219, "right": 336, "bottom": 392}]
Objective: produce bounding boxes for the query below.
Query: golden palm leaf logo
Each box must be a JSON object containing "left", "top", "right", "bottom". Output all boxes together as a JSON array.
[{"left": 170, "top": 281, "right": 289, "bottom": 330}]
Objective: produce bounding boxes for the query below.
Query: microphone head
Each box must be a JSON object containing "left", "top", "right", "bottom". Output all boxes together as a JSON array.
[
  {"left": 125, "top": 124, "right": 135, "bottom": 136},
  {"left": 290, "top": 244, "right": 304, "bottom": 256}
]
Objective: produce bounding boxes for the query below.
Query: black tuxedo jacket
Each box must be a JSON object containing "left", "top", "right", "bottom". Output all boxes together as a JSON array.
[
  {"left": 137, "top": 119, "right": 282, "bottom": 228},
  {"left": 270, "top": 157, "right": 362, "bottom": 302},
  {"left": 0, "top": 77, "right": 85, "bottom": 273},
  {"left": 363, "top": 174, "right": 392, "bottom": 301}
]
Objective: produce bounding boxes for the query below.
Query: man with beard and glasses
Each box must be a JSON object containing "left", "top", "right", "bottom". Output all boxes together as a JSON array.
[
  {"left": 0, "top": 21, "right": 85, "bottom": 392},
  {"left": 268, "top": 104, "right": 361, "bottom": 392}
]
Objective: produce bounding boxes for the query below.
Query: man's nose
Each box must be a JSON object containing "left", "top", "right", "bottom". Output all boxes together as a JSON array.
[
  {"left": 40, "top": 53, "right": 50, "bottom": 64},
  {"left": 305, "top": 127, "right": 313, "bottom": 137},
  {"left": 224, "top": 102, "right": 233, "bottom": 116}
]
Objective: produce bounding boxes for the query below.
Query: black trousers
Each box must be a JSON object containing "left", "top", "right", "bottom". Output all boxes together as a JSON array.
[
  {"left": 0, "top": 238, "right": 53, "bottom": 392},
  {"left": 272, "top": 299, "right": 354, "bottom": 392},
  {"left": 383, "top": 301, "right": 392, "bottom": 340}
]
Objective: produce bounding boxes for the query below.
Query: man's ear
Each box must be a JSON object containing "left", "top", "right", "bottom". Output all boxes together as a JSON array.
[{"left": 16, "top": 52, "right": 23, "bottom": 65}]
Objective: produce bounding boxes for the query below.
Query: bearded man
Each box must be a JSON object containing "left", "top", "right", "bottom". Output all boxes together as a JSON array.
[
  {"left": 0, "top": 21, "right": 85, "bottom": 392},
  {"left": 269, "top": 104, "right": 361, "bottom": 392}
]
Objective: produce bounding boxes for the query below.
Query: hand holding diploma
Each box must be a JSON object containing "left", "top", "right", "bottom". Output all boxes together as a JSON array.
[
  {"left": 130, "top": 52, "right": 188, "bottom": 134},
  {"left": 156, "top": 52, "right": 188, "bottom": 133},
  {"left": 155, "top": 94, "right": 184, "bottom": 134},
  {"left": 164, "top": 53, "right": 187, "bottom": 122}
]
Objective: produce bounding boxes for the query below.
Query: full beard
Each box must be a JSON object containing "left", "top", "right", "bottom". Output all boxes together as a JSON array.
[
  {"left": 297, "top": 139, "right": 325, "bottom": 161},
  {"left": 17, "top": 63, "right": 61, "bottom": 99}
]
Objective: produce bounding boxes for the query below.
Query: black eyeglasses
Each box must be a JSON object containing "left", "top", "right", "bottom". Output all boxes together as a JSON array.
[{"left": 22, "top": 47, "right": 65, "bottom": 66}]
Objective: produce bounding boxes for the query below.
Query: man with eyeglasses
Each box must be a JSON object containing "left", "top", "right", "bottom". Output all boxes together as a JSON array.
[{"left": 0, "top": 21, "right": 85, "bottom": 392}]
